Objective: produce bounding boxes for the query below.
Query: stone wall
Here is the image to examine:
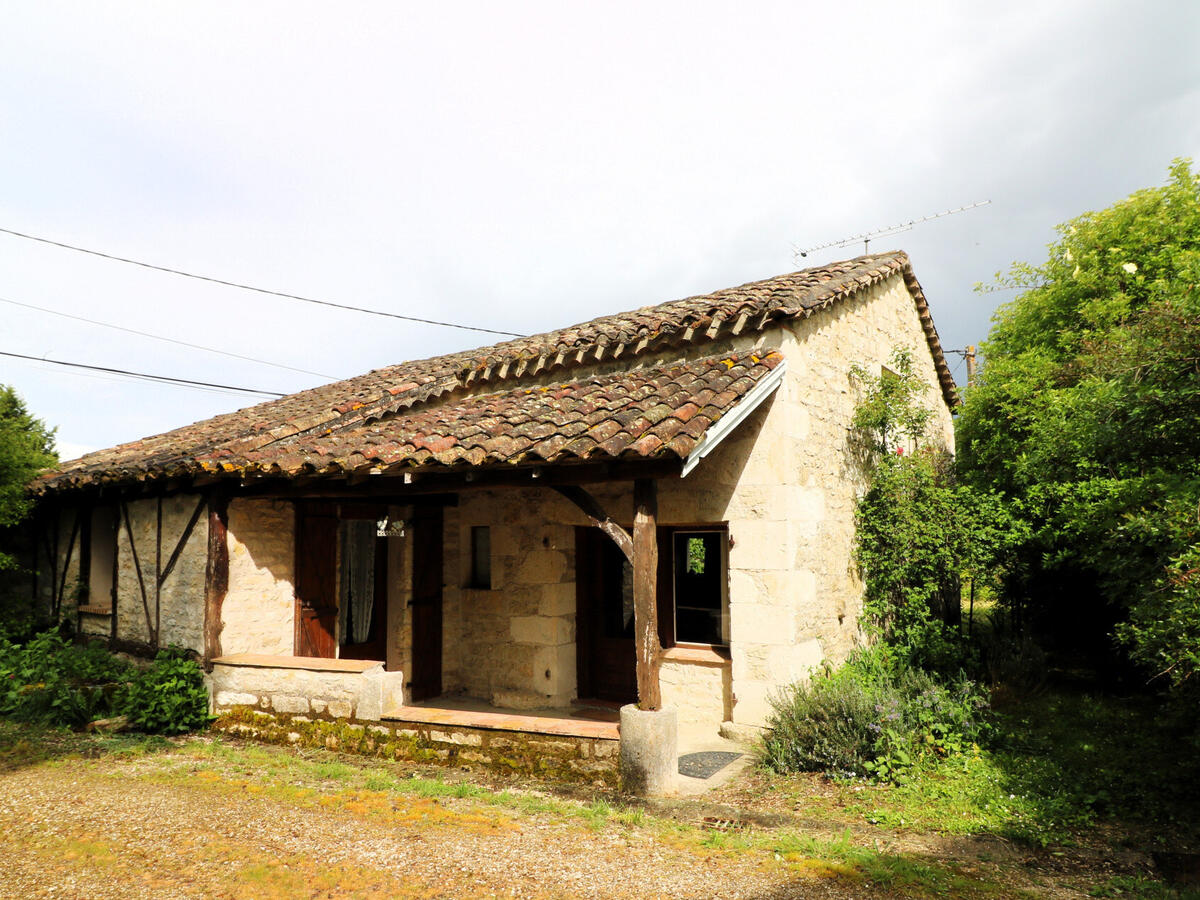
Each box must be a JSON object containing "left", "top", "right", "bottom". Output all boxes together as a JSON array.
[
  {"left": 209, "top": 655, "right": 403, "bottom": 720},
  {"left": 221, "top": 498, "right": 296, "bottom": 656},
  {"left": 113, "top": 496, "right": 207, "bottom": 653},
  {"left": 659, "top": 653, "right": 731, "bottom": 726},
  {"left": 211, "top": 705, "right": 618, "bottom": 786},
  {"left": 158, "top": 496, "right": 207, "bottom": 653},
  {"left": 717, "top": 276, "right": 955, "bottom": 725},
  {"left": 444, "top": 491, "right": 577, "bottom": 709}
]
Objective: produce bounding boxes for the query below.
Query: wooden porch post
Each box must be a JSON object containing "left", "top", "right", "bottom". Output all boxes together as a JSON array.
[
  {"left": 203, "top": 493, "right": 230, "bottom": 668},
  {"left": 633, "top": 478, "right": 662, "bottom": 710}
]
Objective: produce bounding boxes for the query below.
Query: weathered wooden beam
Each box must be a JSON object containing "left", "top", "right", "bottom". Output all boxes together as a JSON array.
[
  {"left": 633, "top": 478, "right": 662, "bottom": 711},
  {"left": 395, "top": 459, "right": 682, "bottom": 495},
  {"left": 54, "top": 510, "right": 81, "bottom": 618},
  {"left": 551, "top": 485, "right": 633, "bottom": 563},
  {"left": 121, "top": 502, "right": 155, "bottom": 647},
  {"left": 155, "top": 497, "right": 163, "bottom": 648},
  {"left": 158, "top": 496, "right": 206, "bottom": 588},
  {"left": 203, "top": 493, "right": 230, "bottom": 668}
]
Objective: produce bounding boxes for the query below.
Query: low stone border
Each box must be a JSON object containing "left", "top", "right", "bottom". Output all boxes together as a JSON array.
[
  {"left": 213, "top": 705, "right": 619, "bottom": 787},
  {"left": 208, "top": 655, "right": 404, "bottom": 722}
]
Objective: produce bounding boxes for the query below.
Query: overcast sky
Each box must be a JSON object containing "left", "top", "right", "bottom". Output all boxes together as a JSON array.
[{"left": 2, "top": 2, "right": 1198, "bottom": 460}]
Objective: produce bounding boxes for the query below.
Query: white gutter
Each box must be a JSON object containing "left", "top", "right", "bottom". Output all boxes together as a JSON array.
[{"left": 681, "top": 358, "right": 788, "bottom": 477}]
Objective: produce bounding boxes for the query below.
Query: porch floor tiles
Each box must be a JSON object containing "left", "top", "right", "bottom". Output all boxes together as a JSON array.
[{"left": 383, "top": 696, "right": 620, "bottom": 740}]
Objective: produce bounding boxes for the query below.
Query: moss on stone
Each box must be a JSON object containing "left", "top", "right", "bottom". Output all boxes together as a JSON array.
[{"left": 211, "top": 705, "right": 617, "bottom": 787}]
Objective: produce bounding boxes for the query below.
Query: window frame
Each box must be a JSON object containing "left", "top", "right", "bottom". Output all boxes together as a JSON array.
[{"left": 656, "top": 522, "right": 730, "bottom": 651}]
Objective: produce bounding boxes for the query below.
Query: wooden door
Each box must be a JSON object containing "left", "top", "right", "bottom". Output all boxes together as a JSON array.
[
  {"left": 295, "top": 504, "right": 338, "bottom": 658},
  {"left": 409, "top": 506, "right": 443, "bottom": 701}
]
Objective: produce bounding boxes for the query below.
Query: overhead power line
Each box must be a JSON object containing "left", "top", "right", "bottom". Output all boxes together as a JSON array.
[
  {"left": 0, "top": 349, "right": 286, "bottom": 398},
  {"left": 0, "top": 295, "right": 336, "bottom": 380},
  {"left": 0, "top": 226, "right": 527, "bottom": 339}
]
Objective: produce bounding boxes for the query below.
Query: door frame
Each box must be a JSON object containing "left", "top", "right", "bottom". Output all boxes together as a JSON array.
[{"left": 293, "top": 501, "right": 390, "bottom": 661}]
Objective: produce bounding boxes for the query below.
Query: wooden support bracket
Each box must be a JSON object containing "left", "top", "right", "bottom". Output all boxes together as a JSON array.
[{"left": 550, "top": 485, "right": 633, "bottom": 562}]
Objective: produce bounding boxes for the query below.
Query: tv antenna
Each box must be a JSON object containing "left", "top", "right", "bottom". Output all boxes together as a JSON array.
[{"left": 794, "top": 200, "right": 991, "bottom": 260}]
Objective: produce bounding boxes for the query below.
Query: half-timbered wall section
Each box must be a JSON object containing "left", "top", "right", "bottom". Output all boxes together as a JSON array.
[{"left": 114, "top": 495, "right": 208, "bottom": 653}]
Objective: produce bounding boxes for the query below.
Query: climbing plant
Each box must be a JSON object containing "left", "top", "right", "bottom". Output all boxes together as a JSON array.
[{"left": 851, "top": 351, "right": 1019, "bottom": 671}]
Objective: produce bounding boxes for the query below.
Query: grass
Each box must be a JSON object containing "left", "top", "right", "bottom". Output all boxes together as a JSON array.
[
  {"left": 0, "top": 720, "right": 1022, "bottom": 898},
  {"left": 751, "top": 685, "right": 1200, "bottom": 855},
  {"left": 6, "top": 686, "right": 1197, "bottom": 897},
  {"left": 885, "top": 689, "right": 1197, "bottom": 848}
]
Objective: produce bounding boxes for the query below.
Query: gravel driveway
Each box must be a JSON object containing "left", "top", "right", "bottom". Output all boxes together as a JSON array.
[{"left": 0, "top": 748, "right": 858, "bottom": 899}]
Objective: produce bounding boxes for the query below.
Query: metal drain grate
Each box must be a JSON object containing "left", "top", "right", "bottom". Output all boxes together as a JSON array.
[{"left": 701, "top": 816, "right": 752, "bottom": 832}]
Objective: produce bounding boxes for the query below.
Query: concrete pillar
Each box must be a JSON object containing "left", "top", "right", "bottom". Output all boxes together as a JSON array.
[{"left": 619, "top": 704, "right": 678, "bottom": 796}]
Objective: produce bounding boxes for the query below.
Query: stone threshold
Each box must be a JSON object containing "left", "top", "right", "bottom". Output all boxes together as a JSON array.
[
  {"left": 210, "top": 653, "right": 383, "bottom": 674},
  {"left": 385, "top": 699, "right": 620, "bottom": 740}
]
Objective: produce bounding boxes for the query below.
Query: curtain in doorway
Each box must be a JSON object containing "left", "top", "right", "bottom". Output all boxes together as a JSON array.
[{"left": 338, "top": 520, "right": 376, "bottom": 645}]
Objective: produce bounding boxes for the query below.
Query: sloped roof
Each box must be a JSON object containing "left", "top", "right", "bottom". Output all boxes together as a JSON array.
[{"left": 37, "top": 251, "right": 954, "bottom": 494}]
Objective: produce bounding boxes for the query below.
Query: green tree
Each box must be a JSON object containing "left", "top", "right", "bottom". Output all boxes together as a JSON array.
[
  {"left": 0, "top": 385, "right": 57, "bottom": 571},
  {"left": 957, "top": 160, "right": 1200, "bottom": 687}
]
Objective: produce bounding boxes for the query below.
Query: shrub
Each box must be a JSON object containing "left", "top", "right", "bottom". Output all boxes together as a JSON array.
[
  {"left": 0, "top": 629, "right": 132, "bottom": 727},
  {"left": 760, "top": 649, "right": 989, "bottom": 783},
  {"left": 759, "top": 664, "right": 881, "bottom": 777},
  {"left": 119, "top": 649, "right": 213, "bottom": 735},
  {"left": 0, "top": 630, "right": 212, "bottom": 734}
]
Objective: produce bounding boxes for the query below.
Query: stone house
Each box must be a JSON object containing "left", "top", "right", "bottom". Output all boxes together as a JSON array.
[{"left": 30, "top": 252, "right": 955, "bottom": 770}]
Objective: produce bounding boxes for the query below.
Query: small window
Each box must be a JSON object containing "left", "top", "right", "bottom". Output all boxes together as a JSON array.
[
  {"left": 469, "top": 526, "right": 491, "bottom": 589},
  {"left": 672, "top": 530, "right": 728, "bottom": 646}
]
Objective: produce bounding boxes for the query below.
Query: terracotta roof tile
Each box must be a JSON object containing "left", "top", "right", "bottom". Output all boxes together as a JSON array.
[{"left": 37, "top": 251, "right": 953, "bottom": 493}]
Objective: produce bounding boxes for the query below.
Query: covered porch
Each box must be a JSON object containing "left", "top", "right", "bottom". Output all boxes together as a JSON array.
[{"left": 207, "top": 652, "right": 747, "bottom": 790}]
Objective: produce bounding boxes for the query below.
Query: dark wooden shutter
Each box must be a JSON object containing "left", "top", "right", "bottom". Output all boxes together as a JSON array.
[{"left": 295, "top": 503, "right": 338, "bottom": 658}]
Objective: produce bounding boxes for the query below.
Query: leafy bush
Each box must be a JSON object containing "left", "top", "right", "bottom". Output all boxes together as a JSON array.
[
  {"left": 956, "top": 160, "right": 1200, "bottom": 682},
  {"left": 758, "top": 661, "right": 881, "bottom": 777},
  {"left": 119, "top": 649, "right": 213, "bottom": 735},
  {"left": 0, "top": 628, "right": 132, "bottom": 727},
  {"left": 760, "top": 649, "right": 989, "bottom": 783},
  {"left": 0, "top": 629, "right": 212, "bottom": 734}
]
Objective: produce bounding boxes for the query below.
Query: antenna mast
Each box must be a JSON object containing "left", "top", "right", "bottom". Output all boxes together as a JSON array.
[{"left": 794, "top": 200, "right": 991, "bottom": 261}]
